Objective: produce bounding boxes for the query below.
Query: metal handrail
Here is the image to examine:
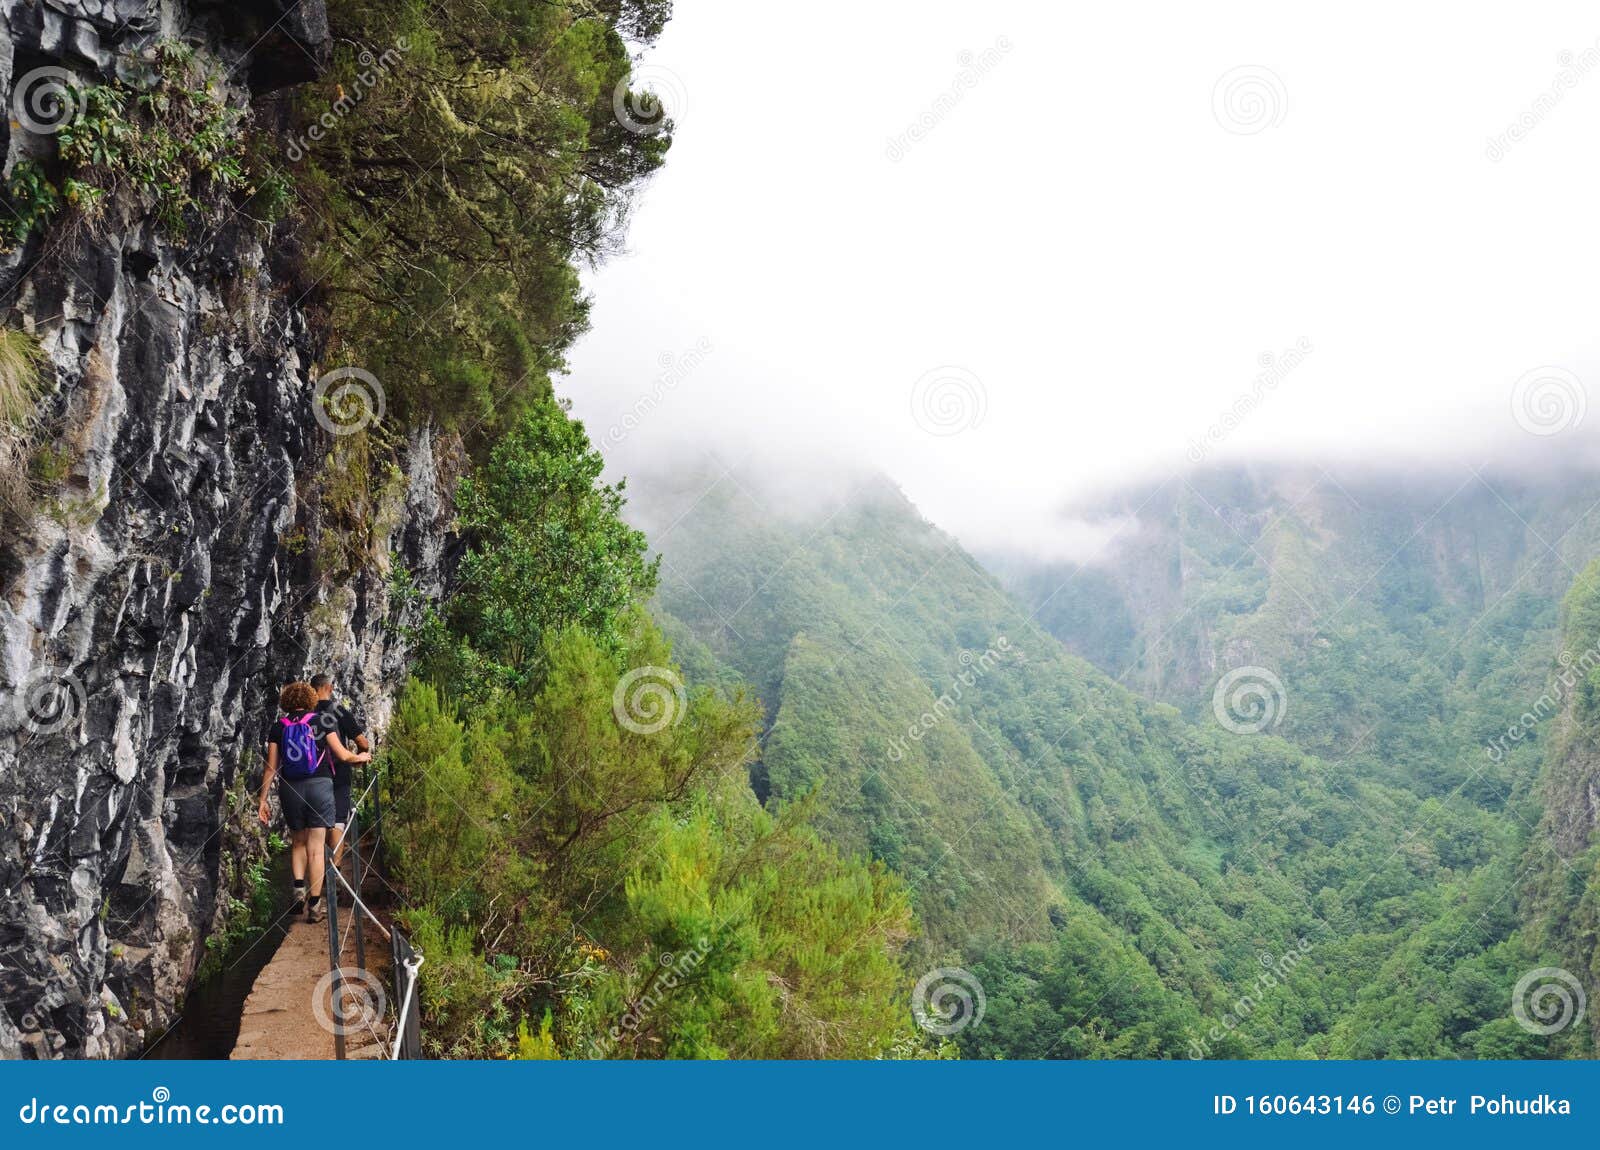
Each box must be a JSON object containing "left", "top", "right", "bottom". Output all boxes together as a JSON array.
[
  {"left": 325, "top": 851, "right": 347, "bottom": 1061},
  {"left": 327, "top": 853, "right": 392, "bottom": 940},
  {"left": 321, "top": 759, "right": 423, "bottom": 1060},
  {"left": 390, "top": 952, "right": 424, "bottom": 1060}
]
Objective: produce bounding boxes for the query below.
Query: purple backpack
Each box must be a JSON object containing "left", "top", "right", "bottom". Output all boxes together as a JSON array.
[{"left": 278, "top": 712, "right": 323, "bottom": 779}]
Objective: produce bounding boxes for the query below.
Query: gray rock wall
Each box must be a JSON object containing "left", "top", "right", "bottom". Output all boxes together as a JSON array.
[{"left": 0, "top": 0, "right": 450, "bottom": 1058}]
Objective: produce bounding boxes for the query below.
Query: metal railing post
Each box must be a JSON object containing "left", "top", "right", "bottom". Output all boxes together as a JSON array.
[
  {"left": 350, "top": 809, "right": 366, "bottom": 974},
  {"left": 325, "top": 854, "right": 346, "bottom": 1061},
  {"left": 369, "top": 759, "right": 386, "bottom": 887}
]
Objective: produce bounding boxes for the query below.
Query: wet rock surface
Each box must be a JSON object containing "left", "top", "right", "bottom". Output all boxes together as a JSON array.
[{"left": 0, "top": 0, "right": 446, "bottom": 1058}]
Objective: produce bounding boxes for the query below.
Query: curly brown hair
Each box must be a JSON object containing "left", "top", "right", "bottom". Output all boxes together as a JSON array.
[{"left": 278, "top": 681, "right": 317, "bottom": 713}]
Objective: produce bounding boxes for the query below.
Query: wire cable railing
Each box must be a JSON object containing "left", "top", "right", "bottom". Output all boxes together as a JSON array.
[{"left": 321, "top": 760, "right": 424, "bottom": 1060}]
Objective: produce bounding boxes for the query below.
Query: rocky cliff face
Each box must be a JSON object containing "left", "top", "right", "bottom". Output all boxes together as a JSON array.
[
  {"left": 1523, "top": 565, "right": 1600, "bottom": 1047},
  {"left": 0, "top": 1, "right": 452, "bottom": 1058}
]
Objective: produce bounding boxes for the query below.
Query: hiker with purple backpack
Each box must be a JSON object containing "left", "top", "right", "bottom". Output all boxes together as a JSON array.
[{"left": 257, "top": 680, "right": 373, "bottom": 923}]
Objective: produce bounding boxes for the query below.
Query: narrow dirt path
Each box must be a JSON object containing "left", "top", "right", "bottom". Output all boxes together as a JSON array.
[{"left": 231, "top": 902, "right": 391, "bottom": 1060}]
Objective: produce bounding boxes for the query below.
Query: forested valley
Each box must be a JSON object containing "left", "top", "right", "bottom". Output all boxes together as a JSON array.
[
  {"left": 302, "top": 5, "right": 1600, "bottom": 1060},
  {"left": 2, "top": 0, "right": 1596, "bottom": 1064}
]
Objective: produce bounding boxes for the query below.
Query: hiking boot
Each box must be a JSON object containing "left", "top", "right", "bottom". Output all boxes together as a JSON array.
[{"left": 306, "top": 900, "right": 327, "bottom": 924}]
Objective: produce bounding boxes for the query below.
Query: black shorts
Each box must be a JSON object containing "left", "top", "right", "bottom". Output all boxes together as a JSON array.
[
  {"left": 333, "top": 782, "right": 353, "bottom": 828},
  {"left": 280, "top": 775, "right": 336, "bottom": 831}
]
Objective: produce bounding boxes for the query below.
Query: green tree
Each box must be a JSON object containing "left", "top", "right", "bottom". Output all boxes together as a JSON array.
[
  {"left": 442, "top": 398, "right": 658, "bottom": 693},
  {"left": 302, "top": 0, "right": 672, "bottom": 437}
]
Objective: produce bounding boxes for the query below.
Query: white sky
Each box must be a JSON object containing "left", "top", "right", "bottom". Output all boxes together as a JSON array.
[{"left": 564, "top": 0, "right": 1600, "bottom": 559}]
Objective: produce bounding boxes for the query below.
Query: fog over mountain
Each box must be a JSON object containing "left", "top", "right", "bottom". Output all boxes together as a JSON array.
[{"left": 565, "top": 0, "right": 1600, "bottom": 560}]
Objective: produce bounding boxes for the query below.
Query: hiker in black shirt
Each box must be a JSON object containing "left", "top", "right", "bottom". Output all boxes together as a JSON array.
[
  {"left": 311, "top": 673, "right": 371, "bottom": 869},
  {"left": 260, "top": 679, "right": 372, "bottom": 923}
]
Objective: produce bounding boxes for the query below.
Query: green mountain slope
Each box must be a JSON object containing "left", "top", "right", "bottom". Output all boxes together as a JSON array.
[
  {"left": 992, "top": 465, "right": 1600, "bottom": 804},
  {"left": 628, "top": 463, "right": 1588, "bottom": 1057},
  {"left": 1522, "top": 559, "right": 1600, "bottom": 1051}
]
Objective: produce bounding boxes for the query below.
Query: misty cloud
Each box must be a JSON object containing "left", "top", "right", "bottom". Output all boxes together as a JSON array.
[{"left": 563, "top": 0, "right": 1600, "bottom": 564}]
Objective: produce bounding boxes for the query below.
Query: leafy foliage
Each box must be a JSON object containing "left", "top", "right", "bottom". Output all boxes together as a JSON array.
[
  {"left": 271, "top": 0, "right": 1600, "bottom": 1063},
  {"left": 296, "top": 0, "right": 672, "bottom": 439},
  {"left": 56, "top": 42, "right": 247, "bottom": 234},
  {"left": 1, "top": 162, "right": 60, "bottom": 245},
  {"left": 635, "top": 464, "right": 1599, "bottom": 1059},
  {"left": 439, "top": 398, "right": 658, "bottom": 694},
  {"left": 379, "top": 389, "right": 918, "bottom": 1059},
  {"left": 384, "top": 617, "right": 921, "bottom": 1059}
]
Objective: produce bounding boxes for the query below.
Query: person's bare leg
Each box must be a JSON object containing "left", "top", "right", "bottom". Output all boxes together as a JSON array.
[
  {"left": 303, "top": 827, "right": 330, "bottom": 921},
  {"left": 306, "top": 828, "right": 327, "bottom": 899},
  {"left": 329, "top": 822, "right": 346, "bottom": 869},
  {"left": 289, "top": 829, "right": 309, "bottom": 912}
]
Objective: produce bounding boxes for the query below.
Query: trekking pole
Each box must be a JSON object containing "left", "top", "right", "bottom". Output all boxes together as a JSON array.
[{"left": 325, "top": 855, "right": 346, "bottom": 1061}]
